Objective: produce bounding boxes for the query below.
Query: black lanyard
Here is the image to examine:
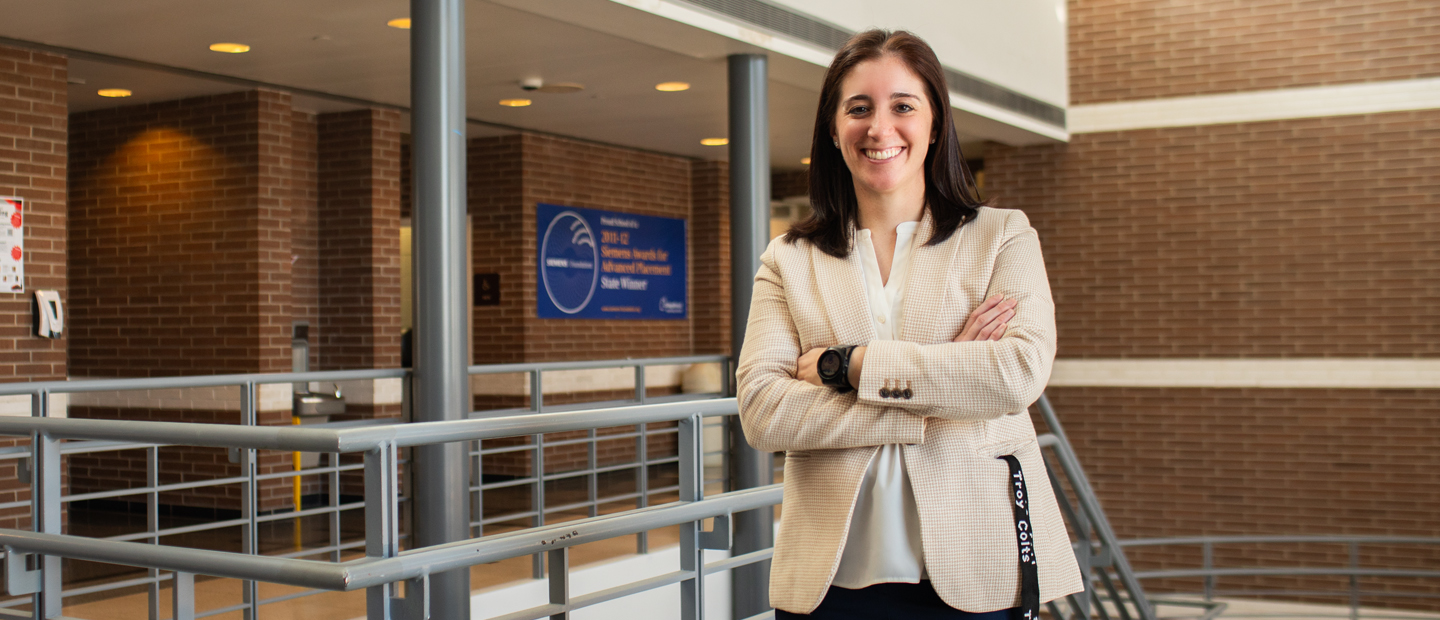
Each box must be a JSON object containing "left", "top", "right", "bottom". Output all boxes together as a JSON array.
[{"left": 998, "top": 455, "right": 1040, "bottom": 620}]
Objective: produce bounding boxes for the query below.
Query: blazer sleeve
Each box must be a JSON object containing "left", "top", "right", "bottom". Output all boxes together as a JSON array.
[
  {"left": 855, "top": 210, "right": 1056, "bottom": 420},
  {"left": 735, "top": 239, "right": 926, "bottom": 453}
]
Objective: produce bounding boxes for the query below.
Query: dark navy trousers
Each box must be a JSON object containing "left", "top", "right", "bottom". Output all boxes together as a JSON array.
[{"left": 773, "top": 581, "right": 1014, "bottom": 620}]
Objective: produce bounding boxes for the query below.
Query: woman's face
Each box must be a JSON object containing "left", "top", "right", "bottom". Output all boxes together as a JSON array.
[{"left": 832, "top": 54, "right": 933, "bottom": 204}]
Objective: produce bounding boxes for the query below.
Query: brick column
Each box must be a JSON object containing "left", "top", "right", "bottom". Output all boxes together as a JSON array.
[
  {"left": 691, "top": 161, "right": 730, "bottom": 355},
  {"left": 316, "top": 109, "right": 403, "bottom": 371},
  {"left": 0, "top": 45, "right": 66, "bottom": 530}
]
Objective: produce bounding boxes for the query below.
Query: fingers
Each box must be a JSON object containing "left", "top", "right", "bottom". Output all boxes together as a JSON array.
[
  {"left": 956, "top": 295, "right": 1018, "bottom": 342},
  {"left": 795, "top": 348, "right": 826, "bottom": 386}
]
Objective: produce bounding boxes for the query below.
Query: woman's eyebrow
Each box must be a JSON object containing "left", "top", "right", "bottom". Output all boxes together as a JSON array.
[{"left": 891, "top": 91, "right": 919, "bottom": 100}]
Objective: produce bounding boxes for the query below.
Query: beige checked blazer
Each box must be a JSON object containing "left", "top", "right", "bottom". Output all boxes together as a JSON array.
[{"left": 736, "top": 206, "right": 1084, "bottom": 613}]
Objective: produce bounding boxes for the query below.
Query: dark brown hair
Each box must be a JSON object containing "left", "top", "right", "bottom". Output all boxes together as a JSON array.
[{"left": 785, "top": 29, "right": 985, "bottom": 258}]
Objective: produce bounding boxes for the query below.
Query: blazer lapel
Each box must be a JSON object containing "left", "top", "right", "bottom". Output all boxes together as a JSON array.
[
  {"left": 812, "top": 235, "right": 878, "bottom": 346},
  {"left": 901, "top": 212, "right": 955, "bottom": 344}
]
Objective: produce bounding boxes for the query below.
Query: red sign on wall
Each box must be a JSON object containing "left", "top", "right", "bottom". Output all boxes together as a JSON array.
[{"left": 0, "top": 197, "right": 23, "bottom": 293}]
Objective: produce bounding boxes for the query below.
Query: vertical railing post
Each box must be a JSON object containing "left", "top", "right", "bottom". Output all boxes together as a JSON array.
[
  {"left": 239, "top": 382, "right": 260, "bottom": 620},
  {"left": 172, "top": 572, "right": 195, "bottom": 620},
  {"left": 679, "top": 414, "right": 704, "bottom": 620},
  {"left": 1349, "top": 542, "right": 1360, "bottom": 620},
  {"left": 1202, "top": 541, "right": 1213, "bottom": 602},
  {"left": 727, "top": 52, "right": 773, "bottom": 619},
  {"left": 29, "top": 389, "right": 61, "bottom": 618},
  {"left": 531, "top": 431, "right": 546, "bottom": 579},
  {"left": 148, "top": 445, "right": 161, "bottom": 620},
  {"left": 366, "top": 443, "right": 401, "bottom": 620},
  {"left": 635, "top": 418, "right": 650, "bottom": 554},
  {"left": 548, "top": 547, "right": 569, "bottom": 620}
]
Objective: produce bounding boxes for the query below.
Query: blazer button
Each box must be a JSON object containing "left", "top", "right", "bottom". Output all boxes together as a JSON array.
[
  {"left": 903, "top": 381, "right": 913, "bottom": 399},
  {"left": 879, "top": 380, "right": 891, "bottom": 399}
]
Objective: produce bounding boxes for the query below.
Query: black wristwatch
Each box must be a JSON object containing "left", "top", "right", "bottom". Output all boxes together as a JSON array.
[{"left": 817, "top": 345, "right": 857, "bottom": 392}]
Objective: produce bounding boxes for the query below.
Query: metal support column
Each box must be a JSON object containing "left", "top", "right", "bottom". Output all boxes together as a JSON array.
[
  {"left": 727, "top": 52, "right": 774, "bottom": 619},
  {"left": 411, "top": 0, "right": 472, "bottom": 617}
]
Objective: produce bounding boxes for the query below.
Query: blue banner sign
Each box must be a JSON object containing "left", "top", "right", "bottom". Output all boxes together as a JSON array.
[{"left": 536, "top": 203, "right": 687, "bottom": 320}]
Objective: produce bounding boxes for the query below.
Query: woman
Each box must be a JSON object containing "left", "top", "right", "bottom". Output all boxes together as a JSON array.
[{"left": 736, "top": 30, "right": 1084, "bottom": 618}]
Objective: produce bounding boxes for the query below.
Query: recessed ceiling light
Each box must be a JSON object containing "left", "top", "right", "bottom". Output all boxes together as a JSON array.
[
  {"left": 655, "top": 82, "right": 690, "bottom": 92},
  {"left": 387, "top": 18, "right": 411, "bottom": 29},
  {"left": 97, "top": 89, "right": 132, "bottom": 98},
  {"left": 801, "top": 157, "right": 811, "bottom": 165},
  {"left": 208, "top": 43, "right": 250, "bottom": 54},
  {"left": 701, "top": 138, "right": 728, "bottom": 146},
  {"left": 499, "top": 99, "right": 532, "bottom": 107}
]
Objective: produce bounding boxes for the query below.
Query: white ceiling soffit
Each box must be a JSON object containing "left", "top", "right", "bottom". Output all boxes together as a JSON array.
[{"left": 1, "top": 0, "right": 1057, "bottom": 170}]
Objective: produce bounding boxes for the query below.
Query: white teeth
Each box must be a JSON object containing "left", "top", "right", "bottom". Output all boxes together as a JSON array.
[{"left": 864, "top": 147, "right": 901, "bottom": 161}]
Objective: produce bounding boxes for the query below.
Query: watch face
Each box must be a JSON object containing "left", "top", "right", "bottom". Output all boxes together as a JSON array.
[{"left": 819, "top": 352, "right": 841, "bottom": 376}]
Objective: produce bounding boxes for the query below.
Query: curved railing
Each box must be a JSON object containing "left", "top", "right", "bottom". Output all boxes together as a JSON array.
[{"left": 1119, "top": 535, "right": 1440, "bottom": 620}]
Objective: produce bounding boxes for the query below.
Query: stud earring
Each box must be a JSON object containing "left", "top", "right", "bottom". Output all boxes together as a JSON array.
[
  {"left": 833, "top": 139, "right": 839, "bottom": 148},
  {"left": 930, "top": 137, "right": 936, "bottom": 144}
]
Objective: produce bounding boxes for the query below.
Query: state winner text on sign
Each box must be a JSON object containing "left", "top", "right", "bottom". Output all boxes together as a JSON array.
[{"left": 536, "top": 203, "right": 687, "bottom": 320}]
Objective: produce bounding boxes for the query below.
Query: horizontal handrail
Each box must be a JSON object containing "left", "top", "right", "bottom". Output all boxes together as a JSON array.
[
  {"left": 1135, "top": 567, "right": 1440, "bottom": 579},
  {"left": 467, "top": 355, "right": 726, "bottom": 375},
  {"left": 0, "top": 368, "right": 409, "bottom": 396},
  {"left": 0, "top": 354, "right": 725, "bottom": 397},
  {"left": 1121, "top": 535, "right": 1440, "bottom": 546},
  {"left": 0, "top": 484, "right": 782, "bottom": 592},
  {"left": 0, "top": 398, "right": 738, "bottom": 453}
]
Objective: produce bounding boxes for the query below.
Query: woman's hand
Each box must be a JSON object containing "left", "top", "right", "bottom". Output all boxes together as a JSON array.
[
  {"left": 955, "top": 294, "right": 1016, "bottom": 342},
  {"left": 796, "top": 347, "right": 825, "bottom": 386}
]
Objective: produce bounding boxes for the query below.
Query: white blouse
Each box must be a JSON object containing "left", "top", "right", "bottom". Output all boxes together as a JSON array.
[{"left": 830, "top": 220, "right": 927, "bottom": 589}]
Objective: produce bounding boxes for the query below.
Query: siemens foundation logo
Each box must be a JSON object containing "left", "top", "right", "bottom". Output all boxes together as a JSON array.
[
  {"left": 539, "top": 211, "right": 600, "bottom": 314},
  {"left": 659, "top": 297, "right": 684, "bottom": 314}
]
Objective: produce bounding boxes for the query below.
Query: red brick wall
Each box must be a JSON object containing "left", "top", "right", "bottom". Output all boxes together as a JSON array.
[
  {"left": 691, "top": 161, "right": 730, "bottom": 355},
  {"left": 69, "top": 90, "right": 294, "bottom": 376},
  {"left": 0, "top": 46, "right": 66, "bottom": 381},
  {"left": 469, "top": 134, "right": 526, "bottom": 365},
  {"left": 68, "top": 405, "right": 297, "bottom": 512},
  {"left": 316, "top": 109, "right": 402, "bottom": 370},
  {"left": 771, "top": 169, "right": 807, "bottom": 200},
  {"left": 291, "top": 110, "right": 319, "bottom": 368},
  {"left": 0, "top": 45, "right": 66, "bottom": 530},
  {"left": 1069, "top": 0, "right": 1440, "bottom": 104},
  {"left": 1034, "top": 388, "right": 1440, "bottom": 604},
  {"left": 986, "top": 109, "right": 1440, "bottom": 358},
  {"left": 981, "top": 0, "right": 1440, "bottom": 607}
]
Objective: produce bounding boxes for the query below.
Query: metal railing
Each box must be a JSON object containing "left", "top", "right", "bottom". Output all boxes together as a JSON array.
[
  {"left": 0, "top": 356, "right": 737, "bottom": 619},
  {"left": 1120, "top": 536, "right": 1440, "bottom": 620},
  {"left": 0, "top": 395, "right": 773, "bottom": 619}
]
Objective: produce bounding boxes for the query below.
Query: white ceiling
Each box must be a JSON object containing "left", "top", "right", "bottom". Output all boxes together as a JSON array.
[{"left": 3, "top": 0, "right": 1007, "bottom": 169}]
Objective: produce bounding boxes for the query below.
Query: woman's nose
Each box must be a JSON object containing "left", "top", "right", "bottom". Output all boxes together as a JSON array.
[{"left": 868, "top": 114, "right": 894, "bottom": 138}]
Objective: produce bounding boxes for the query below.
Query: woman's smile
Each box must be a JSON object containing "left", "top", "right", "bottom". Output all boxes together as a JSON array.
[{"left": 863, "top": 147, "right": 904, "bottom": 161}]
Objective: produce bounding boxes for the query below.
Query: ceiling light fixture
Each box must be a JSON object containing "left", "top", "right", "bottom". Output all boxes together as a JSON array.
[
  {"left": 97, "top": 89, "right": 132, "bottom": 98},
  {"left": 499, "top": 99, "right": 532, "bottom": 107},
  {"left": 208, "top": 43, "right": 250, "bottom": 54},
  {"left": 701, "top": 138, "right": 728, "bottom": 146},
  {"left": 801, "top": 157, "right": 811, "bottom": 165},
  {"left": 655, "top": 82, "right": 690, "bottom": 92},
  {"left": 387, "top": 18, "right": 411, "bottom": 29}
]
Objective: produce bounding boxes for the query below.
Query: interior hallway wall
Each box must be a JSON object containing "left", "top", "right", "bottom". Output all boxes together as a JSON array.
[
  {"left": 0, "top": 44, "right": 67, "bottom": 530},
  {"left": 67, "top": 90, "right": 299, "bottom": 513},
  {"left": 985, "top": 0, "right": 1440, "bottom": 607}
]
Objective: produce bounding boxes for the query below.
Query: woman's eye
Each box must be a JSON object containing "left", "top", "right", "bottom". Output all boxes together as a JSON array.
[
  {"left": 847, "top": 106, "right": 869, "bottom": 115},
  {"left": 896, "top": 103, "right": 915, "bottom": 113}
]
